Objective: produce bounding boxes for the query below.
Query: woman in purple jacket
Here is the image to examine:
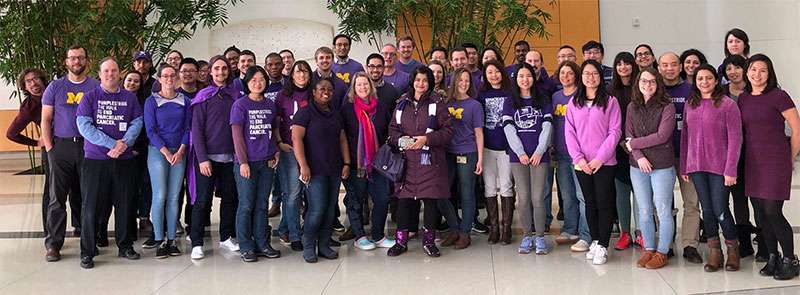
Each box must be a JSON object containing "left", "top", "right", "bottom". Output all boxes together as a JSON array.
[
  {"left": 680, "top": 64, "right": 742, "bottom": 272},
  {"left": 565, "top": 60, "right": 622, "bottom": 265}
]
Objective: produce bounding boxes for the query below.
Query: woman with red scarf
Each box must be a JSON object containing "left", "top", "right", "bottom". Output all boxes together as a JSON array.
[{"left": 341, "top": 72, "right": 396, "bottom": 251}]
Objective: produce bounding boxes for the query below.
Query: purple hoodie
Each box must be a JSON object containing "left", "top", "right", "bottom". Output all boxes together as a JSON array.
[{"left": 565, "top": 96, "right": 622, "bottom": 166}]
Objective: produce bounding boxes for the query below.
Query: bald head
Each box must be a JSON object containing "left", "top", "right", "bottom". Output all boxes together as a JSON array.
[
  {"left": 525, "top": 50, "right": 543, "bottom": 73},
  {"left": 98, "top": 57, "right": 121, "bottom": 89},
  {"left": 657, "top": 52, "right": 681, "bottom": 85}
]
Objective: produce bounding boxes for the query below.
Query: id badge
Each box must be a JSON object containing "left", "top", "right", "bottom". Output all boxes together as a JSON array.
[
  {"left": 456, "top": 155, "right": 467, "bottom": 164},
  {"left": 119, "top": 122, "right": 127, "bottom": 131}
]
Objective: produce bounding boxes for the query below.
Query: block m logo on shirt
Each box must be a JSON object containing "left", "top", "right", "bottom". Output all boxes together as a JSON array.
[
  {"left": 336, "top": 72, "right": 351, "bottom": 84},
  {"left": 66, "top": 92, "right": 85, "bottom": 105}
]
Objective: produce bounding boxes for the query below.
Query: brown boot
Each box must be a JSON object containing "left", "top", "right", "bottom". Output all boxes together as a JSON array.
[
  {"left": 500, "top": 197, "right": 515, "bottom": 245},
  {"left": 705, "top": 239, "right": 723, "bottom": 272},
  {"left": 267, "top": 203, "right": 281, "bottom": 218},
  {"left": 725, "top": 239, "right": 740, "bottom": 271},
  {"left": 646, "top": 252, "right": 669, "bottom": 269},
  {"left": 440, "top": 231, "right": 459, "bottom": 247},
  {"left": 454, "top": 233, "right": 471, "bottom": 250},
  {"left": 486, "top": 196, "right": 500, "bottom": 244},
  {"left": 45, "top": 248, "right": 61, "bottom": 262},
  {"left": 637, "top": 250, "right": 655, "bottom": 268}
]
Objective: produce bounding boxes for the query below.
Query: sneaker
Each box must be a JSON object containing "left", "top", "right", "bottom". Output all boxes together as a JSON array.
[
  {"left": 555, "top": 232, "right": 579, "bottom": 245},
  {"left": 142, "top": 237, "right": 160, "bottom": 249},
  {"left": 586, "top": 241, "right": 599, "bottom": 260},
  {"left": 332, "top": 219, "right": 345, "bottom": 232},
  {"left": 80, "top": 256, "right": 94, "bottom": 269},
  {"left": 534, "top": 236, "right": 548, "bottom": 255},
  {"left": 571, "top": 240, "right": 590, "bottom": 252},
  {"left": 518, "top": 235, "right": 534, "bottom": 254},
  {"left": 354, "top": 237, "right": 377, "bottom": 250},
  {"left": 290, "top": 241, "right": 303, "bottom": 251},
  {"left": 472, "top": 221, "right": 489, "bottom": 234},
  {"left": 634, "top": 231, "right": 644, "bottom": 248},
  {"left": 241, "top": 251, "right": 258, "bottom": 262},
  {"left": 220, "top": 238, "right": 240, "bottom": 252},
  {"left": 191, "top": 246, "right": 204, "bottom": 260},
  {"left": 176, "top": 223, "right": 184, "bottom": 236},
  {"left": 156, "top": 243, "right": 169, "bottom": 259},
  {"left": 614, "top": 232, "right": 632, "bottom": 250},
  {"left": 374, "top": 237, "right": 396, "bottom": 248},
  {"left": 168, "top": 242, "right": 181, "bottom": 256},
  {"left": 118, "top": 248, "right": 141, "bottom": 260},
  {"left": 279, "top": 233, "right": 291, "bottom": 246},
  {"left": 592, "top": 245, "right": 608, "bottom": 265}
]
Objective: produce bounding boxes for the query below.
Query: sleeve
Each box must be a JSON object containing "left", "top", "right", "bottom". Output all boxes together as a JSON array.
[
  {"left": 473, "top": 101, "right": 485, "bottom": 128},
  {"left": 592, "top": 98, "right": 622, "bottom": 164},
  {"left": 564, "top": 102, "right": 585, "bottom": 165},
  {"left": 424, "top": 101, "right": 454, "bottom": 147},
  {"left": 679, "top": 107, "right": 689, "bottom": 176},
  {"left": 292, "top": 107, "right": 310, "bottom": 128},
  {"left": 5, "top": 100, "right": 38, "bottom": 146},
  {"left": 231, "top": 124, "right": 248, "bottom": 164},
  {"left": 122, "top": 96, "right": 144, "bottom": 147},
  {"left": 534, "top": 104, "right": 553, "bottom": 156},
  {"left": 76, "top": 91, "right": 116, "bottom": 149},
  {"left": 388, "top": 104, "right": 402, "bottom": 149},
  {"left": 41, "top": 82, "right": 56, "bottom": 106},
  {"left": 724, "top": 101, "right": 743, "bottom": 177},
  {"left": 143, "top": 98, "right": 166, "bottom": 150},
  {"left": 501, "top": 102, "right": 526, "bottom": 157},
  {"left": 181, "top": 97, "right": 191, "bottom": 146},
  {"left": 192, "top": 102, "right": 210, "bottom": 162},
  {"left": 629, "top": 104, "right": 676, "bottom": 150},
  {"left": 776, "top": 90, "right": 796, "bottom": 113},
  {"left": 625, "top": 104, "right": 645, "bottom": 161}
]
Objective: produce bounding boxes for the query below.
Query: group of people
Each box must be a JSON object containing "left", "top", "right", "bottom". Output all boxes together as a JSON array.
[{"left": 6, "top": 27, "right": 799, "bottom": 280}]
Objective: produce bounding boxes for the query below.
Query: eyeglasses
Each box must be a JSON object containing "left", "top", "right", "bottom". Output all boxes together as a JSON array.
[
  {"left": 67, "top": 56, "right": 87, "bottom": 61},
  {"left": 381, "top": 52, "right": 396, "bottom": 56},
  {"left": 180, "top": 70, "right": 198, "bottom": 74},
  {"left": 639, "top": 78, "right": 657, "bottom": 85},
  {"left": 582, "top": 72, "right": 600, "bottom": 77},
  {"left": 635, "top": 52, "right": 653, "bottom": 58}
]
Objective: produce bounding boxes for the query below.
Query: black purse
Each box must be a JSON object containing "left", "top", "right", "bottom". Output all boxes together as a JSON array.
[{"left": 371, "top": 143, "right": 405, "bottom": 183}]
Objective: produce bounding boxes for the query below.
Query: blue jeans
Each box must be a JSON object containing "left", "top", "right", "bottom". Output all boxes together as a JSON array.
[
  {"left": 446, "top": 152, "right": 478, "bottom": 234},
  {"left": 630, "top": 166, "right": 675, "bottom": 254},
  {"left": 271, "top": 168, "right": 283, "bottom": 205},
  {"left": 147, "top": 146, "right": 185, "bottom": 241},
  {"left": 690, "top": 172, "right": 737, "bottom": 241},
  {"left": 277, "top": 151, "right": 302, "bottom": 242},
  {"left": 344, "top": 170, "right": 391, "bottom": 240},
  {"left": 555, "top": 153, "right": 588, "bottom": 241},
  {"left": 303, "top": 175, "right": 341, "bottom": 257},
  {"left": 543, "top": 164, "right": 554, "bottom": 228},
  {"left": 234, "top": 161, "right": 275, "bottom": 252}
]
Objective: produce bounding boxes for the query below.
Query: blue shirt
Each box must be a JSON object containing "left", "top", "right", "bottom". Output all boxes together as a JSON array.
[{"left": 144, "top": 93, "right": 191, "bottom": 150}]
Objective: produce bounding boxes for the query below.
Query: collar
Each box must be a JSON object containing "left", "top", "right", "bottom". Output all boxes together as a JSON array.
[
  {"left": 373, "top": 79, "right": 385, "bottom": 87},
  {"left": 335, "top": 57, "right": 350, "bottom": 64},
  {"left": 100, "top": 84, "right": 121, "bottom": 94},
  {"left": 316, "top": 70, "right": 332, "bottom": 79}
]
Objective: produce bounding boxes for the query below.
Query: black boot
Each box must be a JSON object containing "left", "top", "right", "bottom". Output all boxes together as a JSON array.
[
  {"left": 759, "top": 253, "right": 781, "bottom": 276},
  {"left": 753, "top": 228, "right": 769, "bottom": 262},
  {"left": 500, "top": 197, "right": 514, "bottom": 245},
  {"left": 773, "top": 255, "right": 800, "bottom": 280},
  {"left": 736, "top": 225, "right": 755, "bottom": 258},
  {"left": 486, "top": 196, "right": 499, "bottom": 244}
]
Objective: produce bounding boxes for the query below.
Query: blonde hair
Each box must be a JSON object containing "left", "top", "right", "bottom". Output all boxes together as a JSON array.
[{"left": 346, "top": 72, "right": 377, "bottom": 103}]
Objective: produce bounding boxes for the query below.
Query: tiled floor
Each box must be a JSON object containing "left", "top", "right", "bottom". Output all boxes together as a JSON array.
[{"left": 1, "top": 157, "right": 799, "bottom": 295}]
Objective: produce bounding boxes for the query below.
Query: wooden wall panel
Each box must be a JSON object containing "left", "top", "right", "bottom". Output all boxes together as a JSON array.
[{"left": 0, "top": 110, "right": 35, "bottom": 152}]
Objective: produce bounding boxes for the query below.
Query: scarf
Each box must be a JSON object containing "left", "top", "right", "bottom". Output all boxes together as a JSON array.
[
  {"left": 354, "top": 96, "right": 379, "bottom": 176},
  {"left": 395, "top": 96, "right": 437, "bottom": 165}
]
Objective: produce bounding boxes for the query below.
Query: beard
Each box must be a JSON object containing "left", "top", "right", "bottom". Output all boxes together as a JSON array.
[{"left": 68, "top": 65, "right": 86, "bottom": 76}]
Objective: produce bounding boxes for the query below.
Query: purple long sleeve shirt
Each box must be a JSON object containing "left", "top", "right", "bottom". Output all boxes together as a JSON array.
[
  {"left": 679, "top": 97, "right": 742, "bottom": 177},
  {"left": 565, "top": 96, "right": 622, "bottom": 166},
  {"left": 191, "top": 84, "right": 238, "bottom": 163}
]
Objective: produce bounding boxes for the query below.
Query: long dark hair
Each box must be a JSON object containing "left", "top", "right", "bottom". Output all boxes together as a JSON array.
[
  {"left": 574, "top": 60, "right": 610, "bottom": 110},
  {"left": 688, "top": 64, "right": 725, "bottom": 108},
  {"left": 480, "top": 59, "right": 511, "bottom": 92},
  {"left": 630, "top": 67, "right": 670, "bottom": 108},
  {"left": 282, "top": 60, "right": 312, "bottom": 96},
  {"left": 679, "top": 49, "right": 708, "bottom": 80},
  {"left": 511, "top": 63, "right": 547, "bottom": 109},
  {"left": 610, "top": 52, "right": 637, "bottom": 104},
  {"left": 405, "top": 66, "right": 436, "bottom": 101},
  {"left": 744, "top": 54, "right": 779, "bottom": 94},
  {"left": 724, "top": 28, "right": 750, "bottom": 57}
]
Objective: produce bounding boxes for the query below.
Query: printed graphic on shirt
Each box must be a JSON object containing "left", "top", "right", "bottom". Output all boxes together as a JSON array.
[
  {"left": 336, "top": 72, "right": 351, "bottom": 84},
  {"left": 448, "top": 107, "right": 464, "bottom": 120},
  {"left": 248, "top": 109, "right": 273, "bottom": 140},
  {"left": 672, "top": 96, "right": 686, "bottom": 130},
  {"left": 67, "top": 92, "right": 84, "bottom": 105},
  {"left": 265, "top": 91, "right": 279, "bottom": 102},
  {"left": 553, "top": 103, "right": 568, "bottom": 117},
  {"left": 96, "top": 100, "right": 128, "bottom": 132},
  {"left": 484, "top": 97, "right": 505, "bottom": 130},
  {"left": 514, "top": 106, "right": 543, "bottom": 130}
]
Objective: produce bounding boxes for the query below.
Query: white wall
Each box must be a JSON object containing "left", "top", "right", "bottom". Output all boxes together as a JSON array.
[{"left": 599, "top": 0, "right": 800, "bottom": 97}]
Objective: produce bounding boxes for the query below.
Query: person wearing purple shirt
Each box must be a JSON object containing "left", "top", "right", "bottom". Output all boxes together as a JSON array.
[
  {"left": 477, "top": 60, "right": 514, "bottom": 245},
  {"left": 41, "top": 45, "right": 98, "bottom": 262},
  {"left": 311, "top": 46, "right": 347, "bottom": 108},
  {"left": 679, "top": 65, "right": 743, "bottom": 272},
  {"left": 502, "top": 63, "right": 553, "bottom": 255},
  {"left": 565, "top": 60, "right": 621, "bottom": 265},
  {"left": 75, "top": 57, "right": 144, "bottom": 268},
  {"left": 381, "top": 44, "right": 410, "bottom": 94},
  {"left": 332, "top": 34, "right": 364, "bottom": 85},
  {"left": 144, "top": 64, "right": 190, "bottom": 258},
  {"left": 189, "top": 55, "right": 240, "bottom": 260},
  {"left": 230, "top": 66, "right": 282, "bottom": 262},
  {"left": 396, "top": 36, "right": 423, "bottom": 73},
  {"left": 659, "top": 51, "right": 702, "bottom": 263},
  {"left": 274, "top": 60, "right": 312, "bottom": 251}
]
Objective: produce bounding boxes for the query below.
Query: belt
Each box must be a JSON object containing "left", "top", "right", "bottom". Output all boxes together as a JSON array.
[{"left": 54, "top": 136, "right": 84, "bottom": 142}]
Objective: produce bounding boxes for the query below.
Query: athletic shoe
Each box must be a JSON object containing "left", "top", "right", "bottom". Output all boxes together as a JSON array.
[
  {"left": 472, "top": 221, "right": 489, "bottom": 234},
  {"left": 555, "top": 232, "right": 579, "bottom": 245},
  {"left": 374, "top": 237, "right": 396, "bottom": 248},
  {"left": 142, "top": 237, "right": 160, "bottom": 249},
  {"left": 586, "top": 240, "right": 599, "bottom": 260},
  {"left": 592, "top": 245, "right": 608, "bottom": 265},
  {"left": 155, "top": 243, "right": 169, "bottom": 259},
  {"left": 571, "top": 239, "right": 590, "bottom": 252},
  {"left": 354, "top": 237, "right": 376, "bottom": 250},
  {"left": 614, "top": 232, "right": 632, "bottom": 250},
  {"left": 534, "top": 236, "right": 549, "bottom": 255},
  {"left": 220, "top": 238, "right": 240, "bottom": 252},
  {"left": 518, "top": 235, "right": 534, "bottom": 254},
  {"left": 191, "top": 246, "right": 204, "bottom": 260}
]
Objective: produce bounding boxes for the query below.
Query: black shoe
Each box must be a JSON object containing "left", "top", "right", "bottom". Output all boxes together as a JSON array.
[
  {"left": 118, "top": 248, "right": 141, "bottom": 260},
  {"left": 332, "top": 219, "right": 345, "bottom": 232},
  {"left": 290, "top": 241, "right": 303, "bottom": 251},
  {"left": 682, "top": 246, "right": 703, "bottom": 264},
  {"left": 167, "top": 241, "right": 181, "bottom": 256},
  {"left": 80, "top": 256, "right": 94, "bottom": 269},
  {"left": 556, "top": 211, "right": 564, "bottom": 221},
  {"left": 96, "top": 231, "right": 109, "bottom": 247},
  {"left": 318, "top": 248, "right": 339, "bottom": 260},
  {"left": 329, "top": 237, "right": 342, "bottom": 247},
  {"left": 472, "top": 221, "right": 489, "bottom": 234},
  {"left": 156, "top": 243, "right": 169, "bottom": 259},
  {"left": 760, "top": 254, "right": 781, "bottom": 276},
  {"left": 142, "top": 236, "right": 159, "bottom": 249},
  {"left": 667, "top": 248, "right": 675, "bottom": 258},
  {"left": 241, "top": 251, "right": 258, "bottom": 262},
  {"left": 387, "top": 243, "right": 407, "bottom": 257},
  {"left": 339, "top": 228, "right": 356, "bottom": 241},
  {"left": 257, "top": 243, "right": 281, "bottom": 259},
  {"left": 773, "top": 256, "right": 799, "bottom": 280},
  {"left": 304, "top": 254, "right": 318, "bottom": 263},
  {"left": 73, "top": 228, "right": 81, "bottom": 237}
]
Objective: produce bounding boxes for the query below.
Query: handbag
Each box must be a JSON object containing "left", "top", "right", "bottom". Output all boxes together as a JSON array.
[{"left": 371, "top": 143, "right": 405, "bottom": 183}]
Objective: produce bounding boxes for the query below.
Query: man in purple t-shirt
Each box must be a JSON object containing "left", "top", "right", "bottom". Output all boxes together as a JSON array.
[
  {"left": 381, "top": 44, "right": 410, "bottom": 94},
  {"left": 40, "top": 45, "right": 99, "bottom": 262},
  {"left": 396, "top": 36, "right": 423, "bottom": 74},
  {"left": 75, "top": 57, "right": 144, "bottom": 268},
  {"left": 332, "top": 34, "right": 364, "bottom": 85}
]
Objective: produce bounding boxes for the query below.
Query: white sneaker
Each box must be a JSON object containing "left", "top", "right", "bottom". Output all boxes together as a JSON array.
[
  {"left": 220, "top": 238, "right": 240, "bottom": 252},
  {"left": 592, "top": 245, "right": 608, "bottom": 265},
  {"left": 571, "top": 239, "right": 590, "bottom": 252},
  {"left": 354, "top": 237, "right": 377, "bottom": 250},
  {"left": 374, "top": 237, "right": 396, "bottom": 248},
  {"left": 191, "top": 246, "right": 204, "bottom": 260},
  {"left": 585, "top": 240, "right": 599, "bottom": 260}
]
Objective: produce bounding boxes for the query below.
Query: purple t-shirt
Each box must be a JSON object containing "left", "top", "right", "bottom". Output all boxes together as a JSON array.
[
  {"left": 230, "top": 96, "right": 279, "bottom": 163},
  {"left": 551, "top": 89, "right": 574, "bottom": 156},
  {"left": 477, "top": 88, "right": 511, "bottom": 151},
  {"left": 396, "top": 58, "right": 423, "bottom": 74},
  {"left": 275, "top": 89, "right": 309, "bottom": 147},
  {"left": 265, "top": 79, "right": 283, "bottom": 103},
  {"left": 667, "top": 81, "right": 691, "bottom": 156},
  {"left": 447, "top": 98, "right": 484, "bottom": 153},
  {"left": 384, "top": 70, "right": 410, "bottom": 94},
  {"left": 502, "top": 97, "right": 553, "bottom": 163},
  {"left": 42, "top": 77, "right": 100, "bottom": 138},
  {"left": 446, "top": 71, "right": 482, "bottom": 94},
  {"left": 332, "top": 59, "right": 364, "bottom": 84},
  {"left": 76, "top": 87, "right": 143, "bottom": 160},
  {"left": 292, "top": 100, "right": 344, "bottom": 177}
]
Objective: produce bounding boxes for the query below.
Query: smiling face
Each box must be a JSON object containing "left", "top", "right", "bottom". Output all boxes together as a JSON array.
[
  {"left": 334, "top": 36, "right": 351, "bottom": 59},
  {"left": 428, "top": 63, "right": 444, "bottom": 85},
  {"left": 635, "top": 47, "right": 654, "bottom": 68},
  {"left": 179, "top": 63, "right": 197, "bottom": 85},
  {"left": 381, "top": 45, "right": 397, "bottom": 68},
  {"left": 123, "top": 72, "right": 141, "bottom": 92},
  {"left": 583, "top": 48, "right": 603, "bottom": 63},
  {"left": 367, "top": 58, "right": 384, "bottom": 81},
  {"left": 456, "top": 71, "right": 471, "bottom": 96},
  {"left": 727, "top": 34, "right": 745, "bottom": 56},
  {"left": 159, "top": 66, "right": 178, "bottom": 91},
  {"left": 210, "top": 59, "right": 229, "bottom": 86},
  {"left": 559, "top": 66, "right": 576, "bottom": 88},
  {"left": 683, "top": 55, "right": 701, "bottom": 77},
  {"left": 313, "top": 79, "right": 334, "bottom": 105},
  {"left": 354, "top": 76, "right": 371, "bottom": 98},
  {"left": 315, "top": 52, "right": 333, "bottom": 72},
  {"left": 581, "top": 64, "right": 601, "bottom": 90},
  {"left": 695, "top": 69, "right": 717, "bottom": 97},
  {"left": 247, "top": 71, "right": 267, "bottom": 95},
  {"left": 525, "top": 51, "right": 543, "bottom": 73},
  {"left": 638, "top": 71, "right": 657, "bottom": 99},
  {"left": 556, "top": 47, "right": 576, "bottom": 64},
  {"left": 280, "top": 52, "right": 295, "bottom": 73},
  {"left": 658, "top": 53, "right": 681, "bottom": 82},
  {"left": 99, "top": 59, "right": 120, "bottom": 89},
  {"left": 23, "top": 72, "right": 44, "bottom": 96},
  {"left": 485, "top": 64, "right": 502, "bottom": 88},
  {"left": 398, "top": 39, "right": 414, "bottom": 60},
  {"left": 66, "top": 48, "right": 88, "bottom": 76},
  {"left": 265, "top": 56, "right": 283, "bottom": 80},
  {"left": 238, "top": 54, "right": 255, "bottom": 76},
  {"left": 412, "top": 73, "right": 429, "bottom": 96},
  {"left": 616, "top": 60, "right": 633, "bottom": 78},
  {"left": 166, "top": 52, "right": 182, "bottom": 68},
  {"left": 451, "top": 50, "right": 467, "bottom": 70},
  {"left": 482, "top": 50, "right": 497, "bottom": 65},
  {"left": 516, "top": 68, "right": 534, "bottom": 92},
  {"left": 725, "top": 64, "right": 744, "bottom": 84},
  {"left": 292, "top": 64, "right": 310, "bottom": 88},
  {"left": 746, "top": 60, "right": 769, "bottom": 90}
]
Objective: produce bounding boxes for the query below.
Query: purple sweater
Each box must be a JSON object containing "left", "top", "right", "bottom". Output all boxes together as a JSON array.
[
  {"left": 679, "top": 97, "right": 742, "bottom": 177},
  {"left": 191, "top": 84, "right": 238, "bottom": 163},
  {"left": 565, "top": 96, "right": 622, "bottom": 166}
]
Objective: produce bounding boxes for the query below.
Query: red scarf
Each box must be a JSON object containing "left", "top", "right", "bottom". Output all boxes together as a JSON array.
[{"left": 354, "top": 96, "right": 379, "bottom": 176}]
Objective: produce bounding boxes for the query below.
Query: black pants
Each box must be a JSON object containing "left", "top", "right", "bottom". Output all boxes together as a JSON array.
[
  {"left": 396, "top": 198, "right": 440, "bottom": 231},
  {"left": 576, "top": 166, "right": 615, "bottom": 248},
  {"left": 751, "top": 198, "right": 795, "bottom": 257},
  {"left": 79, "top": 158, "right": 135, "bottom": 257},
  {"left": 44, "top": 138, "right": 84, "bottom": 250},
  {"left": 96, "top": 152, "right": 148, "bottom": 242},
  {"left": 190, "top": 160, "right": 238, "bottom": 247},
  {"left": 40, "top": 149, "right": 50, "bottom": 235}
]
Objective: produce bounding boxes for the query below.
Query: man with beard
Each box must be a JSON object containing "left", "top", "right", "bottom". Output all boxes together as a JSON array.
[
  {"left": 41, "top": 45, "right": 100, "bottom": 262},
  {"left": 232, "top": 50, "right": 256, "bottom": 94},
  {"left": 311, "top": 46, "right": 348, "bottom": 108},
  {"left": 279, "top": 49, "right": 295, "bottom": 79},
  {"left": 332, "top": 34, "right": 364, "bottom": 84},
  {"left": 133, "top": 51, "right": 156, "bottom": 95},
  {"left": 396, "top": 36, "right": 423, "bottom": 73}
]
